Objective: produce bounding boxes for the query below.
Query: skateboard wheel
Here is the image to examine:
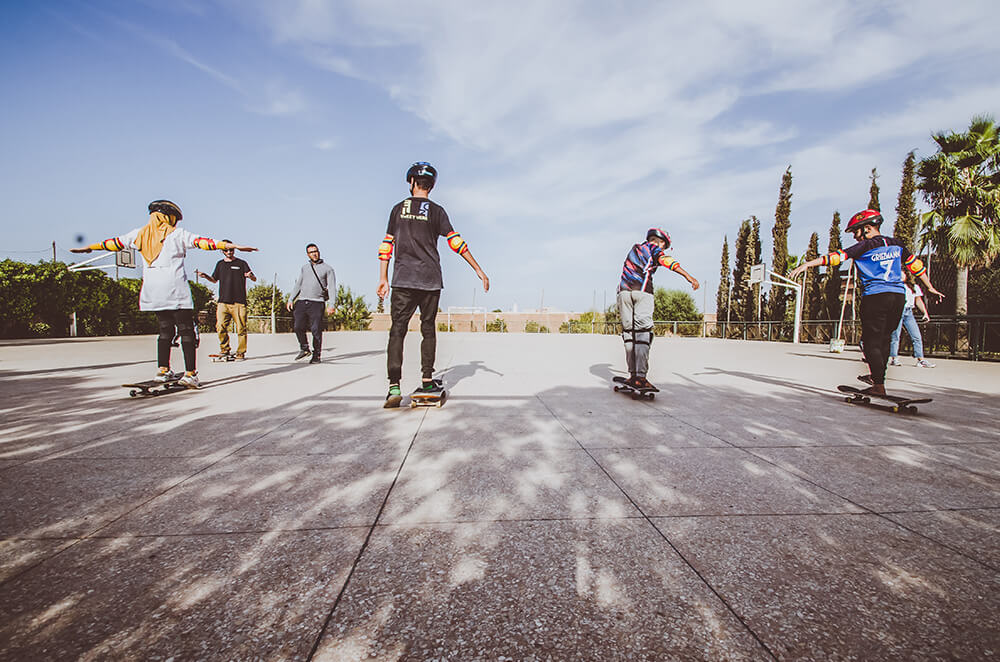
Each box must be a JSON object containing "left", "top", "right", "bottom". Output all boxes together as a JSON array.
[
  {"left": 130, "top": 390, "right": 138, "bottom": 397},
  {"left": 844, "top": 397, "right": 852, "bottom": 403},
  {"left": 891, "top": 405, "right": 899, "bottom": 413}
]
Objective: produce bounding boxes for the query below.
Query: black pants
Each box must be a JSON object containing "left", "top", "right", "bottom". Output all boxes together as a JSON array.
[
  {"left": 157, "top": 309, "right": 196, "bottom": 372},
  {"left": 387, "top": 287, "right": 441, "bottom": 383},
  {"left": 860, "top": 292, "right": 905, "bottom": 385},
  {"left": 293, "top": 300, "right": 325, "bottom": 354}
]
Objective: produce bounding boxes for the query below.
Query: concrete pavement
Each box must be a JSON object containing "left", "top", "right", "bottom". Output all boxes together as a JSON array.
[{"left": 1, "top": 332, "right": 998, "bottom": 660}]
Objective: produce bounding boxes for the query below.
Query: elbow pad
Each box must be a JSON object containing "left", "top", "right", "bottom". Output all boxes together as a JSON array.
[
  {"left": 821, "top": 250, "right": 846, "bottom": 267},
  {"left": 378, "top": 235, "right": 394, "bottom": 261},
  {"left": 89, "top": 238, "right": 125, "bottom": 251},
  {"left": 658, "top": 254, "right": 680, "bottom": 272},
  {"left": 446, "top": 232, "right": 468, "bottom": 255},
  {"left": 194, "top": 237, "right": 218, "bottom": 250},
  {"left": 904, "top": 255, "right": 926, "bottom": 277}
]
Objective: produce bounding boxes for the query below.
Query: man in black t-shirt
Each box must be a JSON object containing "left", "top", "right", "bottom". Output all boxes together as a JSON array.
[
  {"left": 196, "top": 242, "right": 256, "bottom": 359},
  {"left": 377, "top": 162, "right": 490, "bottom": 408}
]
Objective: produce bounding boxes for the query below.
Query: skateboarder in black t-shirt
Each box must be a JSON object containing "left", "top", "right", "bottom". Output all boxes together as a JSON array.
[
  {"left": 377, "top": 162, "right": 490, "bottom": 408},
  {"left": 196, "top": 242, "right": 256, "bottom": 359}
]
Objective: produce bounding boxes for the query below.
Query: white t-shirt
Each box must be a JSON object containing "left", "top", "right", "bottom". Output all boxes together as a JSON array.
[
  {"left": 120, "top": 227, "right": 200, "bottom": 311},
  {"left": 904, "top": 283, "right": 923, "bottom": 309}
]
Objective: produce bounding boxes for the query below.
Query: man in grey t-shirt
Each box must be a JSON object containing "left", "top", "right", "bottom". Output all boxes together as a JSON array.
[
  {"left": 287, "top": 243, "right": 336, "bottom": 364},
  {"left": 376, "top": 162, "right": 489, "bottom": 407}
]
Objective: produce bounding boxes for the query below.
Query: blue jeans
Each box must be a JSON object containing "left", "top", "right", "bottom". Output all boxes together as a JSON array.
[{"left": 889, "top": 307, "right": 924, "bottom": 359}]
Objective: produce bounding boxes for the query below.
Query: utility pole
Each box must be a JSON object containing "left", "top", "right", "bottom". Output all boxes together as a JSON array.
[
  {"left": 271, "top": 273, "right": 277, "bottom": 334},
  {"left": 52, "top": 241, "right": 56, "bottom": 264}
]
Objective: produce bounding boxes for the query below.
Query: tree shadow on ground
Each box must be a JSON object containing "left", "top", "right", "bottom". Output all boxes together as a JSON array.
[{"left": 1, "top": 364, "right": 998, "bottom": 660}]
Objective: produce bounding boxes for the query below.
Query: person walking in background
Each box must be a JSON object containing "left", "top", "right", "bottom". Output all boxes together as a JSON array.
[
  {"left": 616, "top": 227, "right": 700, "bottom": 392},
  {"left": 377, "top": 161, "right": 490, "bottom": 408},
  {"left": 71, "top": 200, "right": 257, "bottom": 388},
  {"left": 888, "top": 272, "right": 935, "bottom": 368},
  {"left": 790, "top": 209, "right": 943, "bottom": 396},
  {"left": 195, "top": 241, "right": 256, "bottom": 360},
  {"left": 287, "top": 243, "right": 335, "bottom": 364}
]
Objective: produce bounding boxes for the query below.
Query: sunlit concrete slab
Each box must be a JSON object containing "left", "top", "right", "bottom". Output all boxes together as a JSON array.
[
  {"left": 655, "top": 514, "right": 999, "bottom": 661},
  {"left": 381, "top": 448, "right": 634, "bottom": 525},
  {"left": 1, "top": 331, "right": 999, "bottom": 659},
  {"left": 0, "top": 457, "right": 212, "bottom": 538},
  {"left": 314, "top": 520, "right": 772, "bottom": 661},
  {"left": 558, "top": 413, "right": 730, "bottom": 449},
  {"left": 753, "top": 446, "right": 1000, "bottom": 511},
  {"left": 593, "top": 447, "right": 864, "bottom": 516},
  {"left": 0, "top": 539, "right": 74, "bottom": 583},
  {"left": 102, "top": 453, "right": 403, "bottom": 536},
  {"left": 883, "top": 509, "right": 1000, "bottom": 570},
  {"left": 0, "top": 531, "right": 365, "bottom": 660}
]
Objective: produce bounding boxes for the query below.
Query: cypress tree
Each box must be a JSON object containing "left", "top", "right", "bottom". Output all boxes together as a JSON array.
[
  {"left": 804, "top": 232, "right": 823, "bottom": 320},
  {"left": 825, "top": 211, "right": 843, "bottom": 319},
  {"left": 747, "top": 215, "right": 764, "bottom": 322},
  {"left": 731, "top": 220, "right": 752, "bottom": 322},
  {"left": 766, "top": 167, "right": 792, "bottom": 322},
  {"left": 893, "top": 151, "right": 918, "bottom": 251},
  {"left": 716, "top": 235, "right": 731, "bottom": 323},
  {"left": 868, "top": 167, "right": 880, "bottom": 211}
]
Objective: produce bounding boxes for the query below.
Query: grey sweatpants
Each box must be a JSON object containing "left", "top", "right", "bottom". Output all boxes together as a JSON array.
[{"left": 617, "top": 289, "right": 654, "bottom": 377}]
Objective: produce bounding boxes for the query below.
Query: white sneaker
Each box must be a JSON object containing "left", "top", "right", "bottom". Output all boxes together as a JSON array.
[
  {"left": 153, "top": 367, "right": 175, "bottom": 382},
  {"left": 178, "top": 371, "right": 201, "bottom": 388},
  {"left": 888, "top": 357, "right": 902, "bottom": 366},
  {"left": 915, "top": 359, "right": 935, "bottom": 368}
]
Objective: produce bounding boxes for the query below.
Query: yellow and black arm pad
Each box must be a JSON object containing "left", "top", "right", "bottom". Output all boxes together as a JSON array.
[
  {"left": 194, "top": 237, "right": 230, "bottom": 251},
  {"left": 446, "top": 232, "right": 469, "bottom": 255},
  {"left": 820, "top": 250, "right": 847, "bottom": 267},
  {"left": 87, "top": 237, "right": 125, "bottom": 251},
  {"left": 378, "top": 235, "right": 394, "bottom": 261},
  {"left": 903, "top": 254, "right": 926, "bottom": 277}
]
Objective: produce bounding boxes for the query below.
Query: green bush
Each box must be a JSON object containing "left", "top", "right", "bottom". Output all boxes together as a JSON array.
[
  {"left": 486, "top": 318, "right": 507, "bottom": 332},
  {"left": 437, "top": 322, "right": 455, "bottom": 332}
]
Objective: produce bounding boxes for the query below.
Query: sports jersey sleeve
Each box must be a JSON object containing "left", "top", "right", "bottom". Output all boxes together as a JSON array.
[{"left": 436, "top": 207, "right": 468, "bottom": 255}]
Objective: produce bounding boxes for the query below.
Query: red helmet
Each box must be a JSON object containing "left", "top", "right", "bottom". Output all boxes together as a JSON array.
[
  {"left": 845, "top": 209, "right": 882, "bottom": 233},
  {"left": 647, "top": 227, "right": 671, "bottom": 248}
]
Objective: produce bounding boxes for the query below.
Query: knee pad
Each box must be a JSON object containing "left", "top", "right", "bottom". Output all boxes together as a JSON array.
[
  {"left": 622, "top": 328, "right": 636, "bottom": 344},
  {"left": 635, "top": 327, "right": 653, "bottom": 346}
]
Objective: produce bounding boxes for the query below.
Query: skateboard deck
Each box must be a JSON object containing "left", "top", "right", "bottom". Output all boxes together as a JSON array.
[
  {"left": 210, "top": 353, "right": 238, "bottom": 362},
  {"left": 410, "top": 390, "right": 447, "bottom": 408},
  {"left": 837, "top": 385, "right": 932, "bottom": 414},
  {"left": 122, "top": 378, "right": 187, "bottom": 398},
  {"left": 612, "top": 377, "right": 656, "bottom": 401}
]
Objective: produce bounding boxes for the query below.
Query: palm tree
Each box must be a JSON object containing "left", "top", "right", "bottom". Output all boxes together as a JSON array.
[{"left": 917, "top": 114, "right": 1000, "bottom": 315}]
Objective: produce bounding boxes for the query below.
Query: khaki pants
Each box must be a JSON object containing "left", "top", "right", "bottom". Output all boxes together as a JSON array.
[
  {"left": 617, "top": 289, "right": 654, "bottom": 377},
  {"left": 217, "top": 302, "right": 248, "bottom": 355}
]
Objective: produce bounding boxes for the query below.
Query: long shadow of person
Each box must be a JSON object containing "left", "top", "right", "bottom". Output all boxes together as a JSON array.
[{"left": 438, "top": 361, "right": 503, "bottom": 390}]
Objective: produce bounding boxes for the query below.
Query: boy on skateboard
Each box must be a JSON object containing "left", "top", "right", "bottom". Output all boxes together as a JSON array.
[
  {"left": 71, "top": 200, "right": 257, "bottom": 388},
  {"left": 195, "top": 241, "right": 257, "bottom": 360},
  {"left": 377, "top": 162, "right": 490, "bottom": 408},
  {"left": 616, "top": 228, "right": 700, "bottom": 392},
  {"left": 790, "top": 209, "right": 943, "bottom": 397}
]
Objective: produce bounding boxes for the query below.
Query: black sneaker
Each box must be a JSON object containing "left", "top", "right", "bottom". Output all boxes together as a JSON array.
[
  {"left": 637, "top": 377, "right": 660, "bottom": 392},
  {"left": 295, "top": 350, "right": 311, "bottom": 361},
  {"left": 384, "top": 384, "right": 403, "bottom": 408},
  {"left": 309, "top": 354, "right": 321, "bottom": 364},
  {"left": 857, "top": 374, "right": 874, "bottom": 385},
  {"left": 413, "top": 379, "right": 444, "bottom": 395}
]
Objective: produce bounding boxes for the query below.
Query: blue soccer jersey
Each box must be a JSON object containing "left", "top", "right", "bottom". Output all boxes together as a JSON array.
[{"left": 821, "top": 236, "right": 926, "bottom": 296}]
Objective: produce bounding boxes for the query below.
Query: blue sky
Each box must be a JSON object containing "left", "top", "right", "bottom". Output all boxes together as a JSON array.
[{"left": 2, "top": 1, "right": 997, "bottom": 314}]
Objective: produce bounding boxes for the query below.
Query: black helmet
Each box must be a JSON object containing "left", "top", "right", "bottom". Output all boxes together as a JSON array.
[
  {"left": 647, "top": 227, "right": 671, "bottom": 248},
  {"left": 148, "top": 200, "right": 182, "bottom": 220},
  {"left": 406, "top": 162, "right": 437, "bottom": 186}
]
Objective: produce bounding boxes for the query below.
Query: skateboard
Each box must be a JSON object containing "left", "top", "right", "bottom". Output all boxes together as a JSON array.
[
  {"left": 410, "top": 390, "right": 447, "bottom": 408},
  {"left": 612, "top": 376, "right": 656, "bottom": 401},
  {"left": 210, "top": 353, "right": 238, "bottom": 362},
  {"left": 123, "top": 377, "right": 188, "bottom": 398},
  {"left": 837, "top": 385, "right": 932, "bottom": 414}
]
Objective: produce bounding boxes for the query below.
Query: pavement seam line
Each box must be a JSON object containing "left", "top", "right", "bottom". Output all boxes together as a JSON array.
[
  {"left": 660, "top": 412, "right": 1000, "bottom": 574},
  {"left": 536, "top": 395, "right": 780, "bottom": 661},
  {"left": 305, "top": 407, "right": 427, "bottom": 660}
]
